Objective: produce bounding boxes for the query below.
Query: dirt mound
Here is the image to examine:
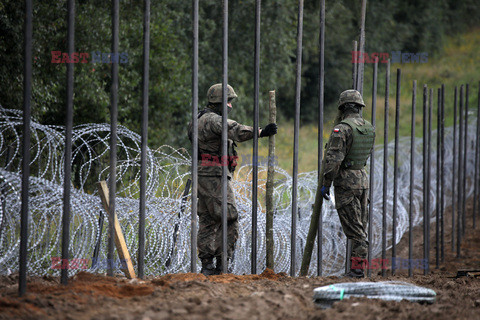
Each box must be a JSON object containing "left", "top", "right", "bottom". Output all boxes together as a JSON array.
[
  {"left": 207, "top": 268, "right": 287, "bottom": 283},
  {"left": 24, "top": 271, "right": 154, "bottom": 300},
  {"left": 1, "top": 200, "right": 479, "bottom": 319},
  {"left": 151, "top": 272, "right": 208, "bottom": 287}
]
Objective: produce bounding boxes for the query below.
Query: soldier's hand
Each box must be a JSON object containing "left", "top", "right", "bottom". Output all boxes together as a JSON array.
[
  {"left": 320, "top": 186, "right": 330, "bottom": 201},
  {"left": 259, "top": 123, "right": 278, "bottom": 137}
]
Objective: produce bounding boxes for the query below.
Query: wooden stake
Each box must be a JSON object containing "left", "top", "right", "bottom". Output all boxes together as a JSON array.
[
  {"left": 266, "top": 90, "right": 276, "bottom": 270},
  {"left": 97, "top": 181, "right": 136, "bottom": 279}
]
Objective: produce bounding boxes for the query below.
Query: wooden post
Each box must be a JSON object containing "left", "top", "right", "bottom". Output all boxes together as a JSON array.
[
  {"left": 300, "top": 109, "right": 343, "bottom": 276},
  {"left": 97, "top": 181, "right": 136, "bottom": 279},
  {"left": 266, "top": 90, "right": 276, "bottom": 270}
]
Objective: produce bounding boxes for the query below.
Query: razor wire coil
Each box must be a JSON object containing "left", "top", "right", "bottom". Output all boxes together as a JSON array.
[{"left": 0, "top": 107, "right": 478, "bottom": 276}]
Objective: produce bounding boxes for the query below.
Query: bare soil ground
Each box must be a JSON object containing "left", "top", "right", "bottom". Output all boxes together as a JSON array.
[{"left": 1, "top": 201, "right": 479, "bottom": 320}]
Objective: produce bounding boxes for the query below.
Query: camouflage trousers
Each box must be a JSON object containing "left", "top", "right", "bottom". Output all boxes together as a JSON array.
[
  {"left": 334, "top": 186, "right": 369, "bottom": 260},
  {"left": 197, "top": 175, "right": 239, "bottom": 262}
]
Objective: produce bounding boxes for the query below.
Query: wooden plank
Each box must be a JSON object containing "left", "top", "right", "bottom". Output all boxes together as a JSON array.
[{"left": 97, "top": 181, "right": 136, "bottom": 279}]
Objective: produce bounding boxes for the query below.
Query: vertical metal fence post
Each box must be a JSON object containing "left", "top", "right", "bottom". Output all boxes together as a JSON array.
[
  {"left": 221, "top": 0, "right": 229, "bottom": 274},
  {"left": 291, "top": 0, "right": 304, "bottom": 277},
  {"left": 435, "top": 88, "right": 440, "bottom": 269},
  {"left": 426, "top": 88, "right": 433, "bottom": 273},
  {"left": 462, "top": 84, "right": 469, "bottom": 236},
  {"left": 452, "top": 87, "right": 457, "bottom": 251},
  {"left": 19, "top": 0, "right": 33, "bottom": 297},
  {"left": 474, "top": 83, "right": 480, "bottom": 229},
  {"left": 426, "top": 88, "right": 433, "bottom": 274},
  {"left": 352, "top": 41, "right": 357, "bottom": 90},
  {"left": 440, "top": 84, "right": 445, "bottom": 262},
  {"left": 356, "top": 0, "right": 367, "bottom": 95},
  {"left": 108, "top": 0, "right": 120, "bottom": 277},
  {"left": 61, "top": 0, "right": 75, "bottom": 285},
  {"left": 391, "top": 68, "right": 400, "bottom": 276},
  {"left": 382, "top": 60, "right": 390, "bottom": 278},
  {"left": 317, "top": 0, "right": 325, "bottom": 277},
  {"left": 408, "top": 81, "right": 416, "bottom": 277},
  {"left": 457, "top": 85, "right": 464, "bottom": 257},
  {"left": 367, "top": 60, "right": 377, "bottom": 278},
  {"left": 138, "top": 0, "right": 151, "bottom": 279},
  {"left": 422, "top": 84, "right": 428, "bottom": 275},
  {"left": 190, "top": 0, "right": 199, "bottom": 274},
  {"left": 251, "top": 0, "right": 261, "bottom": 275}
]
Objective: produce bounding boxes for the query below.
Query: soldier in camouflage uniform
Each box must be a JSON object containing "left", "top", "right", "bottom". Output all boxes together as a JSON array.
[
  {"left": 320, "top": 89, "right": 375, "bottom": 278},
  {"left": 188, "top": 83, "right": 277, "bottom": 275}
]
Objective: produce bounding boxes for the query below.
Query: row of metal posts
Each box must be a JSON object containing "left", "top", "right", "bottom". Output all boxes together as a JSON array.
[
  {"left": 18, "top": 0, "right": 153, "bottom": 294},
  {"left": 17, "top": 0, "right": 480, "bottom": 297},
  {"left": 367, "top": 65, "right": 480, "bottom": 276}
]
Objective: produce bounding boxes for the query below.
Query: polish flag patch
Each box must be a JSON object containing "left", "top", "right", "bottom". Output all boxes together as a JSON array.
[{"left": 333, "top": 128, "right": 340, "bottom": 133}]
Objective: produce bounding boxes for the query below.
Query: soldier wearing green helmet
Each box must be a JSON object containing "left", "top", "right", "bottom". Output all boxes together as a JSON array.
[
  {"left": 320, "top": 89, "right": 375, "bottom": 278},
  {"left": 188, "top": 83, "right": 278, "bottom": 275}
]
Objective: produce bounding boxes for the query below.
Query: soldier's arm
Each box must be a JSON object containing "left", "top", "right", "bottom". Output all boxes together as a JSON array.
[
  {"left": 210, "top": 115, "right": 256, "bottom": 142},
  {"left": 322, "top": 124, "right": 350, "bottom": 187},
  {"left": 226, "top": 119, "right": 255, "bottom": 142}
]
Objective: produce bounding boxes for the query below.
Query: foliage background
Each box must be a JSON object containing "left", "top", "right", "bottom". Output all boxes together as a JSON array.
[{"left": 1, "top": 0, "right": 479, "bottom": 152}]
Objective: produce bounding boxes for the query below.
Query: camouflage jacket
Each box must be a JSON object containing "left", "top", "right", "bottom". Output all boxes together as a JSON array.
[
  {"left": 188, "top": 108, "right": 255, "bottom": 178},
  {"left": 322, "top": 112, "right": 374, "bottom": 189}
]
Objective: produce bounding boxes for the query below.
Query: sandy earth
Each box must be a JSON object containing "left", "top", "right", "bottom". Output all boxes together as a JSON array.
[{"left": 1, "top": 201, "right": 479, "bottom": 320}]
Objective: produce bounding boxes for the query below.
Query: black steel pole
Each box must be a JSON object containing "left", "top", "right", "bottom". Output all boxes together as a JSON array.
[
  {"left": 221, "top": 0, "right": 229, "bottom": 274},
  {"left": 426, "top": 88, "right": 433, "bottom": 273},
  {"left": 457, "top": 85, "right": 464, "bottom": 257},
  {"left": 92, "top": 212, "right": 104, "bottom": 268},
  {"left": 408, "top": 80, "right": 416, "bottom": 277},
  {"left": 138, "top": 0, "right": 150, "bottom": 279},
  {"left": 392, "top": 68, "right": 401, "bottom": 276},
  {"left": 61, "top": 0, "right": 75, "bottom": 285},
  {"left": 356, "top": 0, "right": 367, "bottom": 95},
  {"left": 440, "top": 84, "right": 445, "bottom": 262},
  {"left": 19, "top": 0, "right": 33, "bottom": 297},
  {"left": 108, "top": 0, "right": 119, "bottom": 277},
  {"left": 474, "top": 83, "right": 480, "bottom": 229},
  {"left": 367, "top": 60, "right": 377, "bottom": 278},
  {"left": 382, "top": 60, "right": 390, "bottom": 278},
  {"left": 317, "top": 0, "right": 325, "bottom": 277},
  {"left": 422, "top": 84, "right": 428, "bottom": 275},
  {"left": 462, "top": 84, "right": 468, "bottom": 236},
  {"left": 190, "top": 0, "right": 199, "bottom": 273},
  {"left": 251, "top": 0, "right": 261, "bottom": 275},
  {"left": 291, "top": 0, "right": 304, "bottom": 277},
  {"left": 452, "top": 86, "right": 457, "bottom": 251},
  {"left": 352, "top": 41, "right": 357, "bottom": 90},
  {"left": 435, "top": 88, "right": 440, "bottom": 269}
]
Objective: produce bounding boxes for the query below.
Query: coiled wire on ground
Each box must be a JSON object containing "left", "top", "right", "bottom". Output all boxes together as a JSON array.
[
  {"left": 0, "top": 107, "right": 478, "bottom": 276},
  {"left": 313, "top": 281, "right": 436, "bottom": 308}
]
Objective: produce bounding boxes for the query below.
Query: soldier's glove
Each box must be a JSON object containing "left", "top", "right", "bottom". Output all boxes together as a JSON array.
[
  {"left": 259, "top": 123, "right": 278, "bottom": 137},
  {"left": 320, "top": 186, "right": 330, "bottom": 201}
]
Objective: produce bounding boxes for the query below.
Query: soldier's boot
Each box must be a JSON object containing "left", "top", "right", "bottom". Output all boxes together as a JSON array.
[
  {"left": 200, "top": 259, "right": 217, "bottom": 276},
  {"left": 215, "top": 257, "right": 231, "bottom": 274},
  {"left": 344, "top": 268, "right": 365, "bottom": 278}
]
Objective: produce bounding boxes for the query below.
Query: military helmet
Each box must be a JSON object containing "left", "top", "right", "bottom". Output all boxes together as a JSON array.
[
  {"left": 207, "top": 83, "right": 238, "bottom": 104},
  {"left": 337, "top": 89, "right": 366, "bottom": 109}
]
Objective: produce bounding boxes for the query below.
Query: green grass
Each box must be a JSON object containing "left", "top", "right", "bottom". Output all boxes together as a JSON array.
[
  {"left": 363, "top": 29, "right": 480, "bottom": 142},
  {"left": 238, "top": 29, "right": 480, "bottom": 174},
  {"left": 236, "top": 121, "right": 326, "bottom": 175}
]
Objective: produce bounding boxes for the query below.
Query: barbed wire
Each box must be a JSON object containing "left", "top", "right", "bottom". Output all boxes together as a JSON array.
[{"left": 0, "top": 107, "right": 477, "bottom": 276}]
